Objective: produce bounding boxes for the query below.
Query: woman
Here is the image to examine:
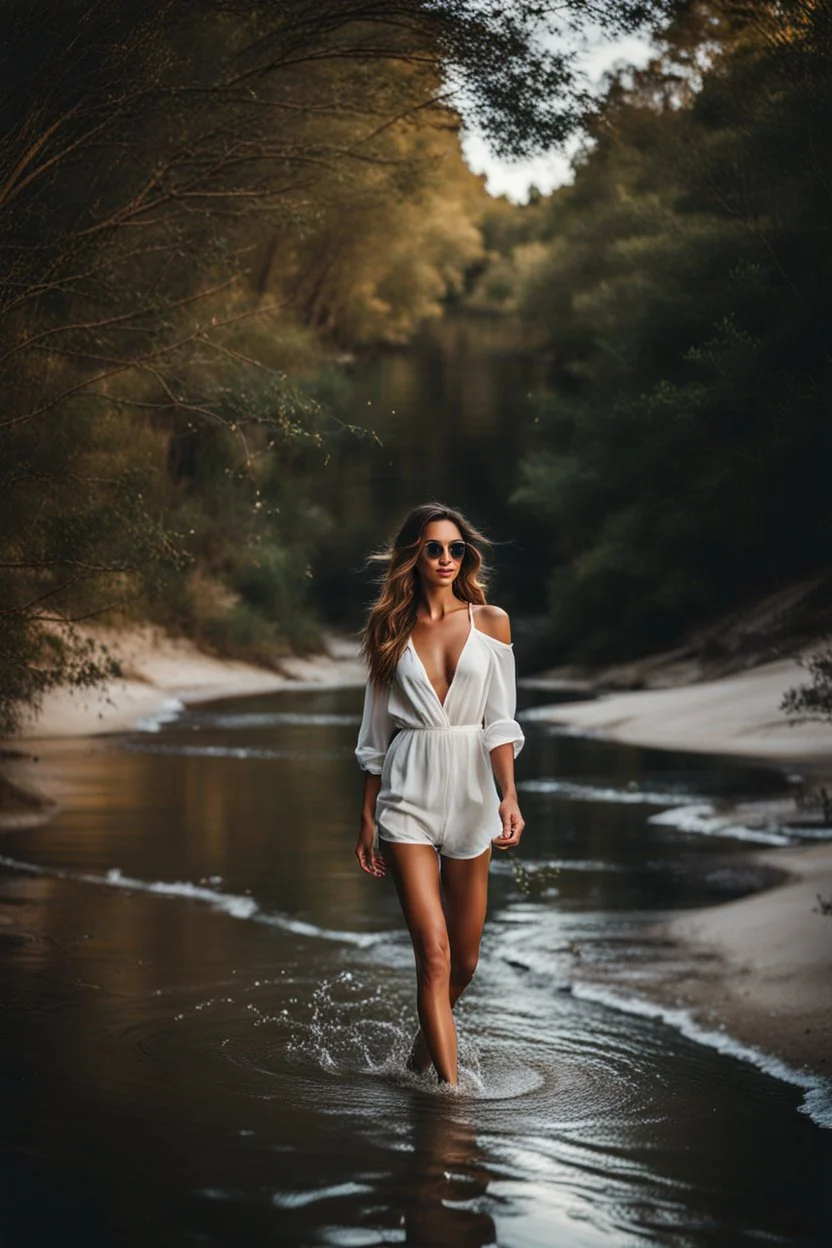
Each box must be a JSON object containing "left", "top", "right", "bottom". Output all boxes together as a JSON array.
[{"left": 355, "top": 502, "right": 525, "bottom": 1085}]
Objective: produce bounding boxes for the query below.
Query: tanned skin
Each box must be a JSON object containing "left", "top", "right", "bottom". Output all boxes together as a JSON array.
[{"left": 355, "top": 519, "right": 524, "bottom": 1084}]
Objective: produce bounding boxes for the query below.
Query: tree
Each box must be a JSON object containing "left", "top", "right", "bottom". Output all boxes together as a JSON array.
[
  {"left": 0, "top": 0, "right": 673, "bottom": 732},
  {"left": 502, "top": 0, "right": 832, "bottom": 660}
]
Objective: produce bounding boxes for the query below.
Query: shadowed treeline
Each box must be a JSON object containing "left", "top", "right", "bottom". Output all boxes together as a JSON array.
[
  {"left": 475, "top": 1, "right": 832, "bottom": 664},
  {"left": 0, "top": 0, "right": 670, "bottom": 734},
  {"left": 10, "top": 1, "right": 832, "bottom": 729}
]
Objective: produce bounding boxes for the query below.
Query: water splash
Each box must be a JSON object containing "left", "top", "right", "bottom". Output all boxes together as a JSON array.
[{"left": 284, "top": 971, "right": 484, "bottom": 1095}]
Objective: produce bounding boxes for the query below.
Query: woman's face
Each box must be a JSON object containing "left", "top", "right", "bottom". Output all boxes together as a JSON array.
[{"left": 416, "top": 519, "right": 465, "bottom": 590}]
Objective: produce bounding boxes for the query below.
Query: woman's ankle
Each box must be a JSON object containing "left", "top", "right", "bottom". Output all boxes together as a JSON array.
[{"left": 407, "top": 1031, "right": 432, "bottom": 1074}]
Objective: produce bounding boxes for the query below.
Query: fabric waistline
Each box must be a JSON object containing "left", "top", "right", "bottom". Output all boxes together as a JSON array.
[{"left": 395, "top": 723, "right": 483, "bottom": 734}]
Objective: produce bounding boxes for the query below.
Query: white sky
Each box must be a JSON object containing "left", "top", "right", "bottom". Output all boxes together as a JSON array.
[{"left": 462, "top": 31, "right": 655, "bottom": 202}]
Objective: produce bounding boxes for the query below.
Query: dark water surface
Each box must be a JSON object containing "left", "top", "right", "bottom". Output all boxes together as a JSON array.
[{"left": 2, "top": 690, "right": 831, "bottom": 1247}]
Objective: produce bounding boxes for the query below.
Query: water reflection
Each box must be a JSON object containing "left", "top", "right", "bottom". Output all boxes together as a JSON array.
[
  {"left": 0, "top": 687, "right": 830, "bottom": 1246},
  {"left": 396, "top": 1110, "right": 495, "bottom": 1247}
]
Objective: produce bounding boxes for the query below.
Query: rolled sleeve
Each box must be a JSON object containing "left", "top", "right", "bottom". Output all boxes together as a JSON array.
[
  {"left": 355, "top": 678, "right": 395, "bottom": 774},
  {"left": 483, "top": 642, "right": 525, "bottom": 758}
]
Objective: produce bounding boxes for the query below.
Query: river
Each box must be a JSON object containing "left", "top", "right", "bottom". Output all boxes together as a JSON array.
[{"left": 1, "top": 687, "right": 829, "bottom": 1246}]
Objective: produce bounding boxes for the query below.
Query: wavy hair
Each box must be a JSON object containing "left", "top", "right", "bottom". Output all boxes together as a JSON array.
[{"left": 360, "top": 502, "right": 491, "bottom": 686}]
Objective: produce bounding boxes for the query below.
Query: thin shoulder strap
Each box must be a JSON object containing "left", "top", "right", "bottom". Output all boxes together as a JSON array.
[{"left": 468, "top": 601, "right": 475, "bottom": 629}]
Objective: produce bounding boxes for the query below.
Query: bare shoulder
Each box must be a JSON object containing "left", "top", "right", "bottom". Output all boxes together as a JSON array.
[{"left": 472, "top": 603, "right": 512, "bottom": 644}]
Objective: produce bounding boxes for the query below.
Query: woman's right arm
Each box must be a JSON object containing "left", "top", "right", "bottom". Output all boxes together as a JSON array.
[
  {"left": 354, "top": 678, "right": 394, "bottom": 878},
  {"left": 357, "top": 773, "right": 385, "bottom": 878}
]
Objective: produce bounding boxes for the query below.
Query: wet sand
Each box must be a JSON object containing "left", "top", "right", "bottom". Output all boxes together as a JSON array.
[
  {"left": 574, "top": 841, "right": 832, "bottom": 1077},
  {"left": 526, "top": 657, "right": 832, "bottom": 1079}
]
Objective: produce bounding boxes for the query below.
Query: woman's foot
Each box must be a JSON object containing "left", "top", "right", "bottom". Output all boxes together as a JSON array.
[{"left": 406, "top": 1030, "right": 432, "bottom": 1075}]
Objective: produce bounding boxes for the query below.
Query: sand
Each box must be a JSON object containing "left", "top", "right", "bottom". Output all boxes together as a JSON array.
[
  {"left": 572, "top": 842, "right": 832, "bottom": 1078},
  {"left": 11, "top": 625, "right": 366, "bottom": 741},
  {"left": 525, "top": 657, "right": 832, "bottom": 1079},
  {"left": 525, "top": 655, "right": 832, "bottom": 765}
]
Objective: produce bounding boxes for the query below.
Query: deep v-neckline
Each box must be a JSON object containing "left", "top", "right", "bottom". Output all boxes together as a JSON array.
[{"left": 408, "top": 603, "right": 474, "bottom": 711}]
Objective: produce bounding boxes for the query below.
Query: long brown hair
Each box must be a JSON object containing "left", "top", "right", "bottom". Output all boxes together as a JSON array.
[{"left": 360, "top": 502, "right": 490, "bottom": 686}]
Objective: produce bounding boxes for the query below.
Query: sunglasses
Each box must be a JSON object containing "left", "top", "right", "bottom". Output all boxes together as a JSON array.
[{"left": 423, "top": 540, "right": 466, "bottom": 560}]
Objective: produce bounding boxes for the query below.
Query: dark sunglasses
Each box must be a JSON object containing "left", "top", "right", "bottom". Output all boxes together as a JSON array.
[{"left": 423, "top": 540, "right": 466, "bottom": 560}]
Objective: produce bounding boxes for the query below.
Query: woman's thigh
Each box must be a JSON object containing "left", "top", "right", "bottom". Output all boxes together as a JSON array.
[
  {"left": 439, "top": 847, "right": 491, "bottom": 965},
  {"left": 381, "top": 843, "right": 447, "bottom": 955}
]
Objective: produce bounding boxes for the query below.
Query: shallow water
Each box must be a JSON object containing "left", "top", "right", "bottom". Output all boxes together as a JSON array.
[{"left": 1, "top": 689, "right": 831, "bottom": 1247}]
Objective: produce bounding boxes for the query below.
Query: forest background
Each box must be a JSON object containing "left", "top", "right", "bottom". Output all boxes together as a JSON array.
[{"left": 3, "top": 0, "right": 832, "bottom": 736}]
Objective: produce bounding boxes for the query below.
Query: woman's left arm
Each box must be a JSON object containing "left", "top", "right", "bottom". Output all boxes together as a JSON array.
[
  {"left": 478, "top": 604, "right": 525, "bottom": 851},
  {"left": 490, "top": 742, "right": 525, "bottom": 850}
]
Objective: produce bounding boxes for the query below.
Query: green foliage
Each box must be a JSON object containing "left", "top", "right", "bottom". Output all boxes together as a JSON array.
[
  {"left": 495, "top": 0, "right": 832, "bottom": 660},
  {"left": 781, "top": 652, "right": 832, "bottom": 725},
  {"left": 0, "top": 0, "right": 685, "bottom": 731}
]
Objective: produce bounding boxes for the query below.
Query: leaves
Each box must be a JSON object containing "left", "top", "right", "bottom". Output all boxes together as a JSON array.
[{"left": 495, "top": 1, "right": 832, "bottom": 660}]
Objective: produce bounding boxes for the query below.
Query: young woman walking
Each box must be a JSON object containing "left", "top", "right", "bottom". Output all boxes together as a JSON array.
[{"left": 355, "top": 503, "right": 525, "bottom": 1085}]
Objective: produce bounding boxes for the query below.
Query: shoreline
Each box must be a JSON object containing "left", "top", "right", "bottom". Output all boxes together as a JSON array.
[
  {"left": 571, "top": 842, "right": 832, "bottom": 1086},
  {"left": 3, "top": 627, "right": 832, "bottom": 1100},
  {"left": 522, "top": 655, "right": 832, "bottom": 766},
  {"left": 8, "top": 624, "right": 366, "bottom": 744},
  {"left": 0, "top": 624, "right": 366, "bottom": 832},
  {"left": 525, "top": 657, "right": 832, "bottom": 1088}
]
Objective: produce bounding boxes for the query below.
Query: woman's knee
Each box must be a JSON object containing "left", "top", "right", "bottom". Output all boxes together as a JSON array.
[
  {"left": 414, "top": 930, "right": 451, "bottom": 986},
  {"left": 451, "top": 949, "right": 479, "bottom": 991}
]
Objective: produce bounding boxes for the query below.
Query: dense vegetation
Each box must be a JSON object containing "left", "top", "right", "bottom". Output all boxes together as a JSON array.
[
  {"left": 483, "top": 0, "right": 832, "bottom": 662},
  {"left": 6, "top": 0, "right": 832, "bottom": 731},
  {"left": 0, "top": 0, "right": 665, "bottom": 734}
]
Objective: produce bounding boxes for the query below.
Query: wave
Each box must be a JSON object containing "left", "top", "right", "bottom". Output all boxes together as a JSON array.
[
  {"left": 518, "top": 778, "right": 705, "bottom": 806},
  {"left": 516, "top": 711, "right": 608, "bottom": 738},
  {"left": 191, "top": 711, "right": 362, "bottom": 729},
  {"left": 134, "top": 698, "right": 186, "bottom": 733},
  {"left": 569, "top": 981, "right": 832, "bottom": 1131},
  {"left": 490, "top": 856, "right": 628, "bottom": 875},
  {"left": 124, "top": 743, "right": 349, "bottom": 761},
  {"left": 0, "top": 854, "right": 387, "bottom": 948},
  {"left": 647, "top": 804, "right": 793, "bottom": 846}
]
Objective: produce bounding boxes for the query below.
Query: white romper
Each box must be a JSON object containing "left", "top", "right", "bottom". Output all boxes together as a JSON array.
[{"left": 355, "top": 603, "right": 525, "bottom": 859}]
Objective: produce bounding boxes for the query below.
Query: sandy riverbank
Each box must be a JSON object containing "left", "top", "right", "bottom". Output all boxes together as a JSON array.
[
  {"left": 526, "top": 656, "right": 832, "bottom": 1081},
  {"left": 574, "top": 841, "right": 832, "bottom": 1080},
  {"left": 11, "top": 625, "right": 366, "bottom": 741},
  {"left": 525, "top": 654, "right": 832, "bottom": 765},
  {"left": 1, "top": 626, "right": 366, "bottom": 830}
]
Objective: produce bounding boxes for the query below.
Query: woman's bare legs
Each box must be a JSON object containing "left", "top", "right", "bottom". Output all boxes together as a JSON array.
[
  {"left": 404, "top": 847, "right": 491, "bottom": 1077},
  {"left": 382, "top": 842, "right": 459, "bottom": 1083}
]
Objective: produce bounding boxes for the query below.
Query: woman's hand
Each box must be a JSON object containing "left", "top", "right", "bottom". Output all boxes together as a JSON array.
[
  {"left": 355, "top": 820, "right": 386, "bottom": 878},
  {"left": 492, "top": 795, "right": 524, "bottom": 851}
]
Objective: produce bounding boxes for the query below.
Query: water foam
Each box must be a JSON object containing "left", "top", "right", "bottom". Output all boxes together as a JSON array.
[
  {"left": 0, "top": 854, "right": 387, "bottom": 947},
  {"left": 490, "top": 856, "right": 627, "bottom": 875},
  {"left": 570, "top": 981, "right": 832, "bottom": 1130},
  {"left": 125, "top": 743, "right": 347, "bottom": 761},
  {"left": 270, "top": 1181, "right": 373, "bottom": 1209},
  {"left": 133, "top": 698, "right": 186, "bottom": 733},
  {"left": 518, "top": 778, "right": 705, "bottom": 806},
  {"left": 194, "top": 711, "right": 362, "bottom": 729},
  {"left": 648, "top": 804, "right": 792, "bottom": 846}
]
